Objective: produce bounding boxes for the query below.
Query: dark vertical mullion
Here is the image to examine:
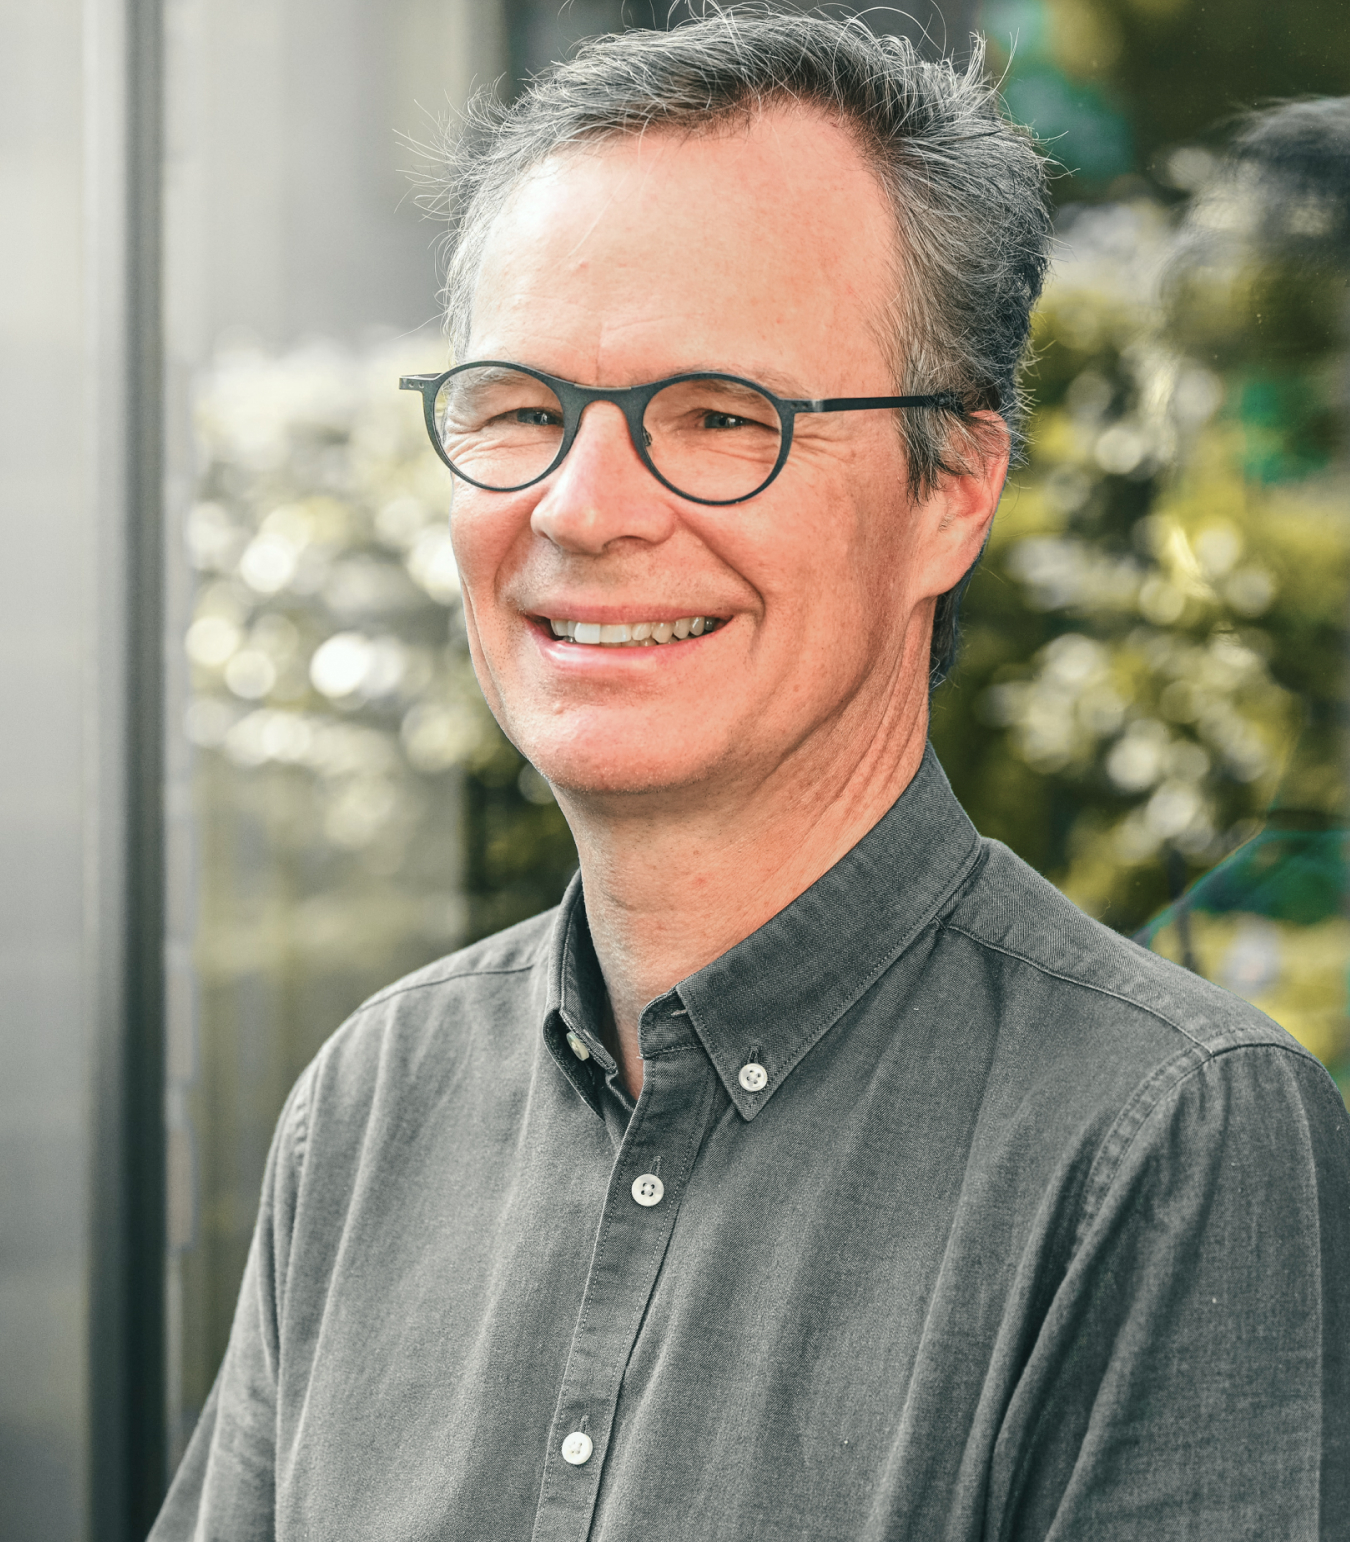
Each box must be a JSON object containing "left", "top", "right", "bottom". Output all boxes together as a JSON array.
[{"left": 124, "top": 0, "right": 168, "bottom": 1529}]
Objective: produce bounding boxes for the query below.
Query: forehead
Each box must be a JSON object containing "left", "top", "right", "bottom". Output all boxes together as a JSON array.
[{"left": 467, "top": 106, "right": 900, "bottom": 384}]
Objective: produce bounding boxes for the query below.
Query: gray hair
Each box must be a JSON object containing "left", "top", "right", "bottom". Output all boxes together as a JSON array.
[{"left": 428, "top": 8, "right": 1051, "bottom": 683}]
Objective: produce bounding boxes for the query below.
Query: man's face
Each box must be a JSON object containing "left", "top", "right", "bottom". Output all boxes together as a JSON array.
[{"left": 452, "top": 107, "right": 995, "bottom": 804}]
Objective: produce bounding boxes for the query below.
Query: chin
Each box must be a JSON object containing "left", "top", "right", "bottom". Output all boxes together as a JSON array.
[
  {"left": 541, "top": 758, "right": 707, "bottom": 801},
  {"left": 524, "top": 734, "right": 721, "bottom": 802}
]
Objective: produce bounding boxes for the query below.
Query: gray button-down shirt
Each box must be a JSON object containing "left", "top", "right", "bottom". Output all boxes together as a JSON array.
[{"left": 152, "top": 748, "right": 1350, "bottom": 1541}]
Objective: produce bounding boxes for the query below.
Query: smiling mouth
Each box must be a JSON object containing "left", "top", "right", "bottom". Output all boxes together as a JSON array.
[{"left": 545, "top": 615, "right": 724, "bottom": 648}]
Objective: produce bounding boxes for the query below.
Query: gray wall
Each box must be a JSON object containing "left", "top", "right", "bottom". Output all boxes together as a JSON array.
[
  {"left": 0, "top": 0, "right": 128, "bottom": 1534},
  {"left": 164, "top": 0, "right": 506, "bottom": 358}
]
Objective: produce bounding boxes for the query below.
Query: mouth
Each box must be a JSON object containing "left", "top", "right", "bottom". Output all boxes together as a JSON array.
[{"left": 542, "top": 615, "right": 725, "bottom": 648}]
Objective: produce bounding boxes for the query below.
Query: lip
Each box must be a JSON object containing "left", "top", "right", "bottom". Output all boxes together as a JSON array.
[
  {"left": 524, "top": 612, "right": 730, "bottom": 667},
  {"left": 524, "top": 607, "right": 727, "bottom": 626}
]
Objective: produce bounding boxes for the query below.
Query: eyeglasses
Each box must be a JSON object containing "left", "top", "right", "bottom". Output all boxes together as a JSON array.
[{"left": 399, "top": 361, "right": 967, "bottom": 506}]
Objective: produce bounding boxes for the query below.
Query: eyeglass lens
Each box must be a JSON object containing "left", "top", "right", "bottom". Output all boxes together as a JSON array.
[{"left": 435, "top": 366, "right": 783, "bottom": 501}]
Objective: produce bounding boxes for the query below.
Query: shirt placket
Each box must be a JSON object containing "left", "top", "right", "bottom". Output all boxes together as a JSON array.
[{"left": 531, "top": 1002, "right": 719, "bottom": 1542}]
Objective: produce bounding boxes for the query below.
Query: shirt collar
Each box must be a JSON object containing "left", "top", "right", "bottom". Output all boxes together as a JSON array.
[
  {"left": 541, "top": 875, "right": 617, "bottom": 1115},
  {"left": 541, "top": 744, "right": 983, "bottom": 1120}
]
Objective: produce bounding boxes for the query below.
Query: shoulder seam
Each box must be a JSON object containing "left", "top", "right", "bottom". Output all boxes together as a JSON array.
[
  {"left": 291, "top": 955, "right": 545, "bottom": 1162},
  {"left": 943, "top": 921, "right": 1208, "bottom": 1050},
  {"left": 1078, "top": 1040, "right": 1321, "bottom": 1242},
  {"left": 357, "top": 961, "right": 539, "bottom": 1016},
  {"left": 289, "top": 1056, "right": 318, "bottom": 1171}
]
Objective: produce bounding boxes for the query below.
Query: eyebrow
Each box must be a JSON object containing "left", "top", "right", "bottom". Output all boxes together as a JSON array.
[
  {"left": 487, "top": 356, "right": 814, "bottom": 397},
  {"left": 463, "top": 358, "right": 820, "bottom": 402},
  {"left": 665, "top": 363, "right": 812, "bottom": 399},
  {"left": 684, "top": 377, "right": 785, "bottom": 408},
  {"left": 447, "top": 365, "right": 538, "bottom": 389}
]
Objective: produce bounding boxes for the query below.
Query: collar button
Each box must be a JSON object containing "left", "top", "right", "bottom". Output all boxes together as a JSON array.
[
  {"left": 738, "top": 1061, "right": 768, "bottom": 1093},
  {"left": 565, "top": 1030, "right": 591, "bottom": 1062}
]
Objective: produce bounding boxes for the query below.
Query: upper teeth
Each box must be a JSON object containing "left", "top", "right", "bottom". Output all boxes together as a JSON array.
[{"left": 548, "top": 616, "right": 719, "bottom": 646}]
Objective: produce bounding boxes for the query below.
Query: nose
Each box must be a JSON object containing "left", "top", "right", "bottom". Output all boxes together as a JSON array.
[{"left": 529, "top": 400, "right": 678, "bottom": 555}]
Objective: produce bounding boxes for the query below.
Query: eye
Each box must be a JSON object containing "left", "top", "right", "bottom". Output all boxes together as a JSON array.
[
  {"left": 509, "top": 407, "right": 562, "bottom": 427},
  {"left": 701, "top": 411, "right": 755, "bottom": 431}
]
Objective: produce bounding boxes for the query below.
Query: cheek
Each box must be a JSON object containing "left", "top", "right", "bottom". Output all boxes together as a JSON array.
[
  {"left": 823, "top": 479, "right": 917, "bottom": 616},
  {"left": 450, "top": 490, "right": 528, "bottom": 614},
  {"left": 732, "top": 470, "right": 906, "bottom": 628}
]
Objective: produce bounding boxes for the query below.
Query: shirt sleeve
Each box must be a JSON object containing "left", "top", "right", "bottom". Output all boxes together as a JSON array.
[
  {"left": 990, "top": 1041, "right": 1350, "bottom": 1542},
  {"left": 148, "top": 1062, "right": 315, "bottom": 1542}
]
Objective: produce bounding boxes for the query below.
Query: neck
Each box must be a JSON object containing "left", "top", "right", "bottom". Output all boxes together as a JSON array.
[{"left": 557, "top": 667, "right": 932, "bottom": 1098}]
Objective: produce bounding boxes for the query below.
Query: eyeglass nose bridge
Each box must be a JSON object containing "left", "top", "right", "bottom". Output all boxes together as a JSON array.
[
  {"left": 549, "top": 378, "right": 669, "bottom": 479},
  {"left": 549, "top": 374, "right": 798, "bottom": 504}
]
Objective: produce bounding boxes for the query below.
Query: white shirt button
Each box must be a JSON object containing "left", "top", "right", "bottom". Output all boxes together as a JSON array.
[
  {"left": 561, "top": 1430, "right": 593, "bottom": 1465},
  {"left": 565, "top": 1030, "right": 591, "bottom": 1062},
  {"left": 738, "top": 1061, "right": 768, "bottom": 1092},
  {"left": 631, "top": 1173, "right": 664, "bottom": 1206}
]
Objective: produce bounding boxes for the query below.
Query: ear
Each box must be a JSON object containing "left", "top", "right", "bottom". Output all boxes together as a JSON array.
[{"left": 913, "top": 411, "right": 1010, "bottom": 598}]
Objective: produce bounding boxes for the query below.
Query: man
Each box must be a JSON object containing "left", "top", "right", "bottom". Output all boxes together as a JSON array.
[{"left": 154, "top": 13, "right": 1350, "bottom": 1540}]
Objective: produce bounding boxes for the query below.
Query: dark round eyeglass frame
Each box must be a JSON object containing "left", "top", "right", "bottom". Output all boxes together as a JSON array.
[{"left": 399, "top": 360, "right": 969, "bottom": 507}]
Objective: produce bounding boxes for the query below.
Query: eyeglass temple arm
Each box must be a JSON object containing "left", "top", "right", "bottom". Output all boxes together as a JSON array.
[
  {"left": 400, "top": 376, "right": 445, "bottom": 444},
  {"left": 799, "top": 392, "right": 969, "bottom": 416}
]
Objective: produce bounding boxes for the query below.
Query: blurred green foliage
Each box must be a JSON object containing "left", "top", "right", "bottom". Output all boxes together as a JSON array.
[
  {"left": 934, "top": 201, "right": 1346, "bottom": 930},
  {"left": 980, "top": 0, "right": 1350, "bottom": 194}
]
